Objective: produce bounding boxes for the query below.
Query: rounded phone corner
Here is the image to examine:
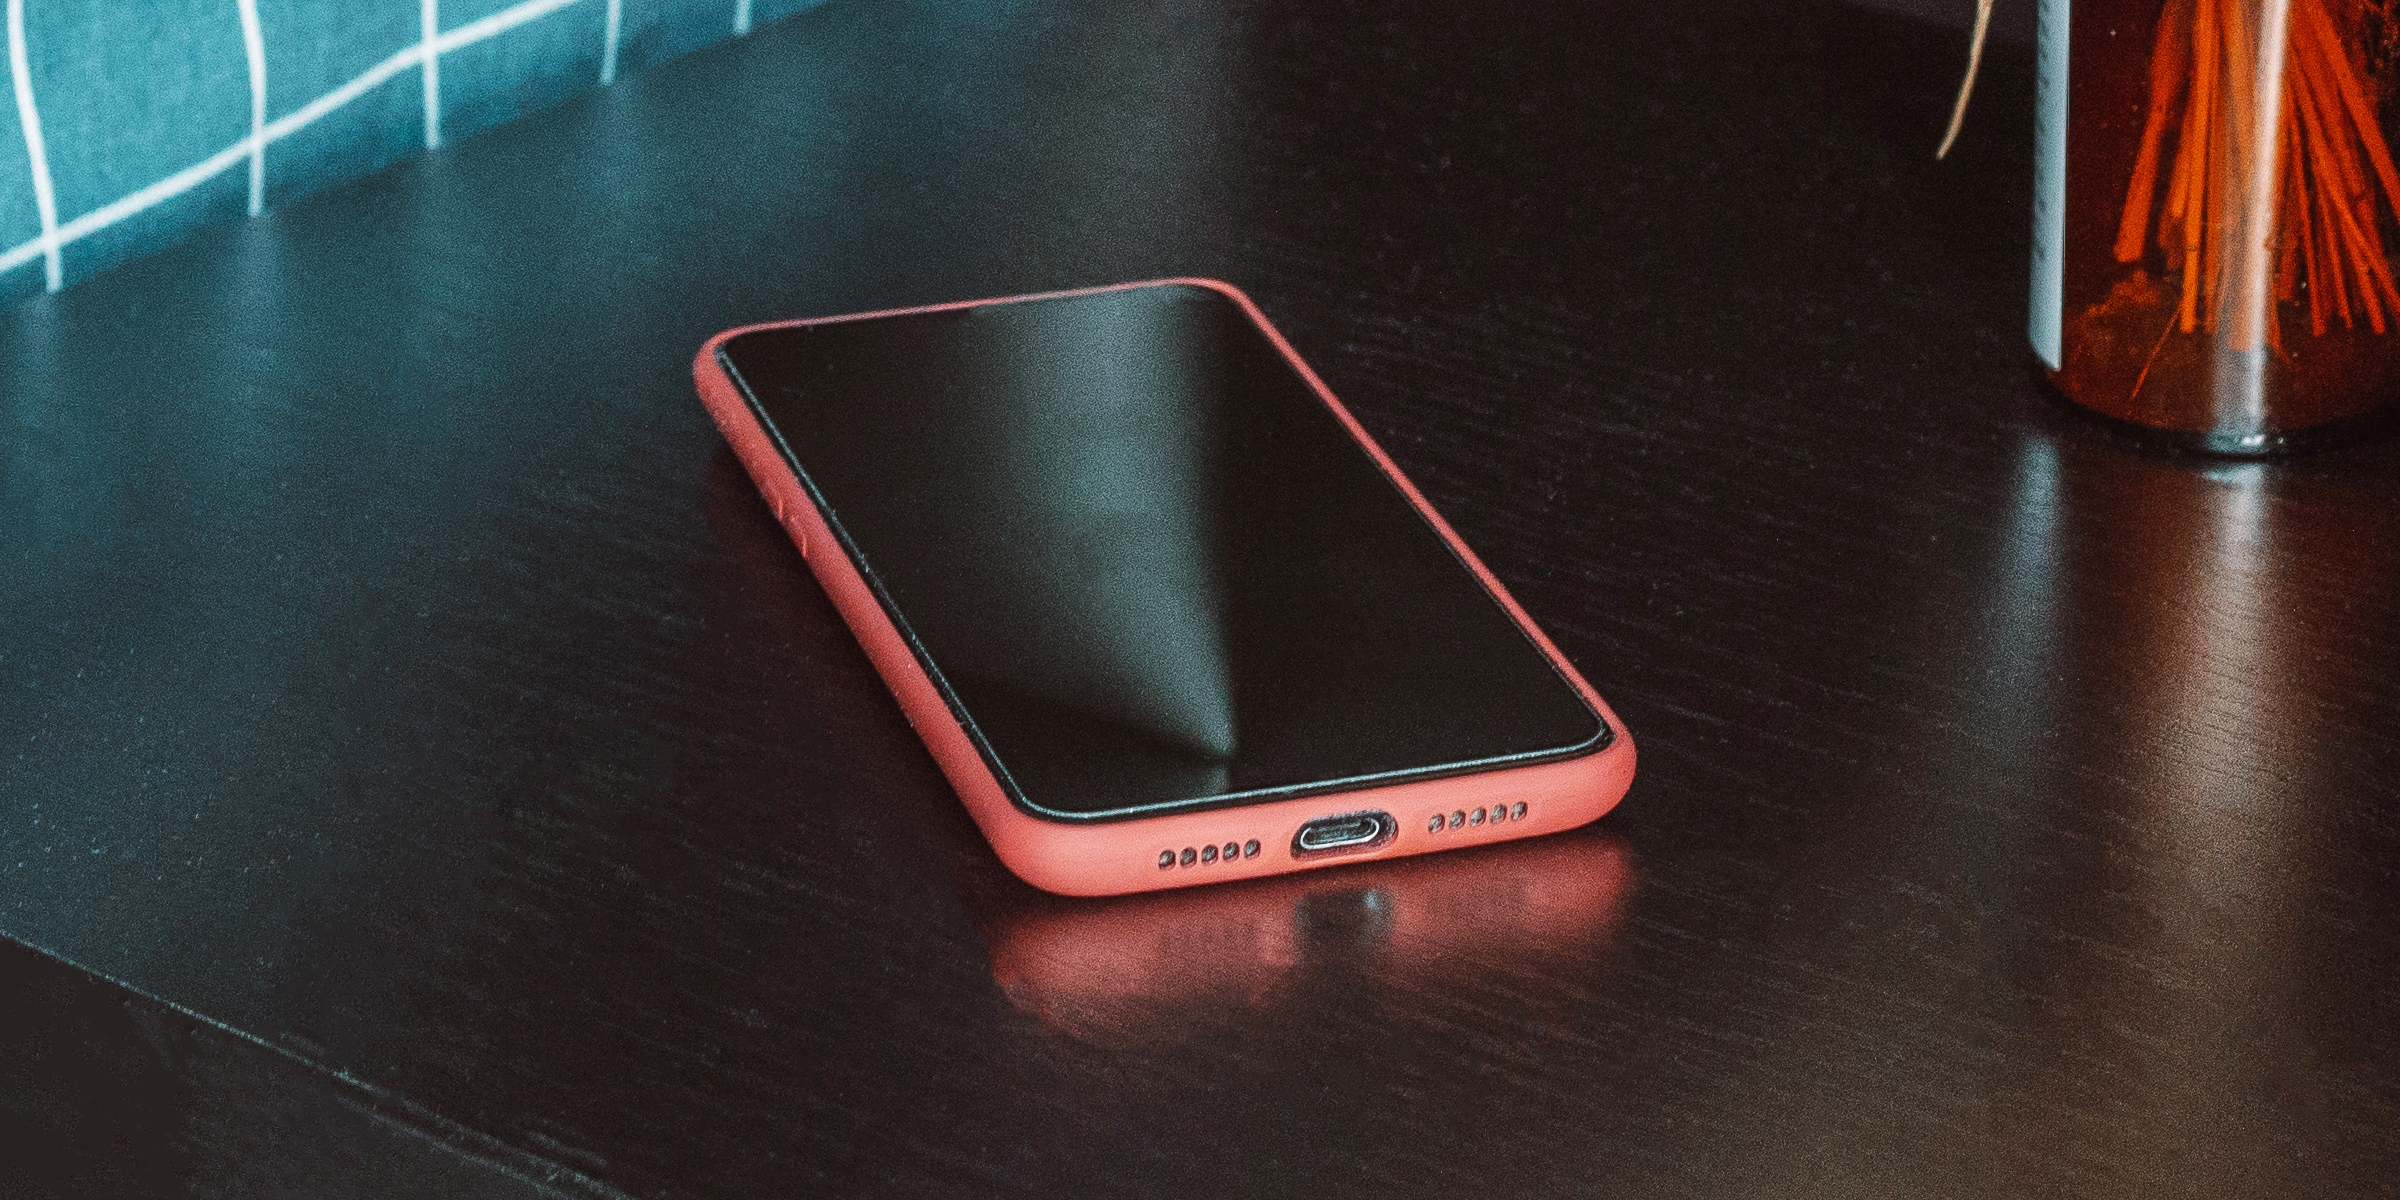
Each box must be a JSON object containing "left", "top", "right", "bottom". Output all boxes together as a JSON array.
[{"left": 982, "top": 827, "right": 1146, "bottom": 899}]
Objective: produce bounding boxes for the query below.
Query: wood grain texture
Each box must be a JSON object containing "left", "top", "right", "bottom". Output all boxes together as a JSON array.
[{"left": 4, "top": 0, "right": 2397, "bottom": 1196}]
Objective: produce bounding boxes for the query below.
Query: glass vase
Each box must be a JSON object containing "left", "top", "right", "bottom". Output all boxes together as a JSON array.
[{"left": 2034, "top": 0, "right": 2400, "bottom": 453}]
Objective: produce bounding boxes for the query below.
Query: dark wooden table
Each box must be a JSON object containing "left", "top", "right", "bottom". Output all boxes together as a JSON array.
[{"left": 7, "top": 1, "right": 2399, "bottom": 1196}]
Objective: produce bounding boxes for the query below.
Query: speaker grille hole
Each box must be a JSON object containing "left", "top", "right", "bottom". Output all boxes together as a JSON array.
[{"left": 1428, "top": 804, "right": 1530, "bottom": 835}]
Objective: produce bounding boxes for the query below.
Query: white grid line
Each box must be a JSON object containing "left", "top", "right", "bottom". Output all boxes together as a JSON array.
[
  {"left": 237, "top": 0, "right": 267, "bottom": 216},
  {"left": 437, "top": 0, "right": 586, "bottom": 53},
  {"left": 2, "top": 0, "right": 620, "bottom": 281},
  {"left": 601, "top": 0, "right": 621, "bottom": 84},
  {"left": 7, "top": 0, "right": 62, "bottom": 290},
  {"left": 735, "top": 0, "right": 753, "bottom": 36},
  {"left": 420, "top": 0, "right": 441, "bottom": 149},
  {"left": 269, "top": 44, "right": 425, "bottom": 145}
]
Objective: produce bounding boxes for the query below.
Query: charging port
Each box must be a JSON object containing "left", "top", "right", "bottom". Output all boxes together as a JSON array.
[{"left": 1291, "top": 811, "right": 1396, "bottom": 859}]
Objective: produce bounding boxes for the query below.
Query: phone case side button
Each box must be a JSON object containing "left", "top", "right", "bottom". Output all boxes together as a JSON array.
[
  {"left": 768, "top": 489, "right": 809, "bottom": 559},
  {"left": 691, "top": 344, "right": 812, "bottom": 563}
]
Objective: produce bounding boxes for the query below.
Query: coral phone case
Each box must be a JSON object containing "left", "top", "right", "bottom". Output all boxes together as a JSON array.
[{"left": 692, "top": 279, "right": 1634, "bottom": 896}]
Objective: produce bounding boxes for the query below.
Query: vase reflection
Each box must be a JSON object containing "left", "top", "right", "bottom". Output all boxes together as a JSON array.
[{"left": 1943, "top": 434, "right": 2400, "bottom": 1195}]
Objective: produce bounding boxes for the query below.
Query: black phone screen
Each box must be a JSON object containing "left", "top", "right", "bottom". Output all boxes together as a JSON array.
[{"left": 716, "top": 283, "right": 1607, "bottom": 821}]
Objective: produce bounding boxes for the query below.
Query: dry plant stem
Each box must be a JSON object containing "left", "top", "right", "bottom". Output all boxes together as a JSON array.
[
  {"left": 2118, "top": 0, "right": 2194, "bottom": 260},
  {"left": 1936, "top": 0, "right": 1997, "bottom": 158},
  {"left": 2301, "top": 0, "right": 2400, "bottom": 206},
  {"left": 2297, "top": 20, "right": 2396, "bottom": 328},
  {"left": 2285, "top": 102, "right": 2330, "bottom": 333},
  {"left": 2202, "top": 7, "right": 2241, "bottom": 346},
  {"left": 2293, "top": 5, "right": 2391, "bottom": 327},
  {"left": 2212, "top": 5, "right": 2229, "bottom": 326},
  {"left": 2293, "top": 46, "right": 2350, "bottom": 324},
  {"left": 2119, "top": 0, "right": 2400, "bottom": 351},
  {"left": 2174, "top": 3, "right": 2217, "bottom": 332},
  {"left": 2130, "top": 306, "right": 2181, "bottom": 401},
  {"left": 2277, "top": 109, "right": 2302, "bottom": 303}
]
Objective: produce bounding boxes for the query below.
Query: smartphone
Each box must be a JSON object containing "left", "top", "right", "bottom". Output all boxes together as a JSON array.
[{"left": 692, "top": 279, "right": 1634, "bottom": 896}]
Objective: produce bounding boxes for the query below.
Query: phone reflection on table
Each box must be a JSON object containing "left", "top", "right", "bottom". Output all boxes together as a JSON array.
[{"left": 960, "top": 829, "right": 1635, "bottom": 1049}]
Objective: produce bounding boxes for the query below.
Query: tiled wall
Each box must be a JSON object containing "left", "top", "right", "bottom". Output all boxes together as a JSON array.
[{"left": 4, "top": 0, "right": 827, "bottom": 309}]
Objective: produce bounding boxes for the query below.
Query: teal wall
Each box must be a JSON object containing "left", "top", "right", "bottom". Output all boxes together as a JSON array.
[{"left": 4, "top": 0, "right": 829, "bottom": 309}]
